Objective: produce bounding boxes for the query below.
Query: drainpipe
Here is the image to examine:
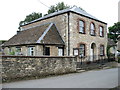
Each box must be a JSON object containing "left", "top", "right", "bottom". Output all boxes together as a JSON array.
[{"left": 67, "top": 12, "right": 70, "bottom": 56}]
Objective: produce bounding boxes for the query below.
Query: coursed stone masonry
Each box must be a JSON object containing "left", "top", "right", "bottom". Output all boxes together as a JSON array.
[{"left": 2, "top": 56, "right": 76, "bottom": 82}]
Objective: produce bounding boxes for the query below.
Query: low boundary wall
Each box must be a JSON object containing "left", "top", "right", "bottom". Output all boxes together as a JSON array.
[{"left": 1, "top": 56, "right": 77, "bottom": 82}]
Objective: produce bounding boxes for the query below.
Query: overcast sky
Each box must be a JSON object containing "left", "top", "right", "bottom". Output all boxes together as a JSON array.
[{"left": 0, "top": 0, "right": 119, "bottom": 40}]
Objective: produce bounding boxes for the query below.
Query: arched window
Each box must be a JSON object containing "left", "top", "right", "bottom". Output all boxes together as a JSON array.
[
  {"left": 79, "top": 20, "right": 85, "bottom": 34},
  {"left": 90, "top": 23, "right": 95, "bottom": 35},
  {"left": 99, "top": 26, "right": 104, "bottom": 37}
]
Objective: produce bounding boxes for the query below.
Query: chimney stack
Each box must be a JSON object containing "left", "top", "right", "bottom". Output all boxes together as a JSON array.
[{"left": 17, "top": 31, "right": 21, "bottom": 34}]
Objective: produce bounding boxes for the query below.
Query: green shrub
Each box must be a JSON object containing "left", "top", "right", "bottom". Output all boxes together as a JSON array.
[{"left": 9, "top": 51, "right": 15, "bottom": 55}]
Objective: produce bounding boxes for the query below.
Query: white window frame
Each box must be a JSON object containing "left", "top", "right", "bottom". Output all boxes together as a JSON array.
[
  {"left": 79, "top": 20, "right": 85, "bottom": 33},
  {"left": 58, "top": 47, "right": 64, "bottom": 56},
  {"left": 90, "top": 23, "right": 95, "bottom": 35},
  {"left": 73, "top": 48, "right": 79, "bottom": 56},
  {"left": 100, "top": 26, "right": 104, "bottom": 37},
  {"left": 28, "top": 47, "right": 34, "bottom": 56}
]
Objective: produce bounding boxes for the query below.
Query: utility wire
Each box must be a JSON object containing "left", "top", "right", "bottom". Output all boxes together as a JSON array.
[{"left": 37, "top": 0, "right": 50, "bottom": 8}]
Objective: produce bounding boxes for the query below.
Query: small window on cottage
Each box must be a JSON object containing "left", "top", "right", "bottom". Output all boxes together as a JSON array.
[
  {"left": 8, "top": 47, "right": 15, "bottom": 55},
  {"left": 90, "top": 23, "right": 95, "bottom": 35},
  {"left": 16, "top": 47, "right": 21, "bottom": 55},
  {"left": 28, "top": 47, "right": 34, "bottom": 56},
  {"left": 9, "top": 48, "right": 11, "bottom": 53},
  {"left": 100, "top": 45, "right": 104, "bottom": 56},
  {"left": 79, "top": 44, "right": 85, "bottom": 57},
  {"left": 100, "top": 26, "right": 104, "bottom": 37},
  {"left": 79, "top": 20, "right": 85, "bottom": 34},
  {"left": 45, "top": 47, "right": 50, "bottom": 56},
  {"left": 58, "top": 47, "right": 64, "bottom": 56},
  {"left": 73, "top": 48, "right": 79, "bottom": 56}
]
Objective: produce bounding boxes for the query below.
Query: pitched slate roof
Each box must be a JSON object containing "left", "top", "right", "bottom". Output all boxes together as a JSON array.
[
  {"left": 3, "top": 23, "right": 64, "bottom": 47},
  {"left": 22, "top": 6, "right": 107, "bottom": 26}
]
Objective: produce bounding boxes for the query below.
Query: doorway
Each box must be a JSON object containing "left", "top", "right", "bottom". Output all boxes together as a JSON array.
[
  {"left": 45, "top": 47, "right": 50, "bottom": 56},
  {"left": 90, "top": 43, "right": 96, "bottom": 61}
]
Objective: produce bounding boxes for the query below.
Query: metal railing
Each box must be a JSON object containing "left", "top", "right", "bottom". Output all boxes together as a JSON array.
[{"left": 76, "top": 55, "right": 116, "bottom": 68}]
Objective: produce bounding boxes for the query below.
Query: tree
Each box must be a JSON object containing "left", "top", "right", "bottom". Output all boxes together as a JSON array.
[
  {"left": 19, "top": 2, "right": 70, "bottom": 29},
  {"left": 19, "top": 12, "right": 42, "bottom": 27},
  {"left": 108, "top": 22, "right": 120, "bottom": 43},
  {"left": 47, "top": 2, "right": 70, "bottom": 14}
]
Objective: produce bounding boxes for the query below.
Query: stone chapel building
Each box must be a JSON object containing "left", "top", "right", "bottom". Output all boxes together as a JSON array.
[{"left": 2, "top": 6, "right": 107, "bottom": 61}]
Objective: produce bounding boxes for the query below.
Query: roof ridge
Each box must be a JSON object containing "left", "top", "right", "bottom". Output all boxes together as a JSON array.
[
  {"left": 22, "top": 6, "right": 106, "bottom": 26},
  {"left": 22, "top": 22, "right": 52, "bottom": 31},
  {"left": 36, "top": 23, "right": 53, "bottom": 43}
]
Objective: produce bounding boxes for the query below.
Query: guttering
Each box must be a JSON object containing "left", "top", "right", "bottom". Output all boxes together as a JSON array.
[{"left": 2, "top": 43, "right": 65, "bottom": 48}]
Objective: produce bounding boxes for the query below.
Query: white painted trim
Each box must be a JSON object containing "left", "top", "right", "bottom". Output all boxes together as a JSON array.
[{"left": 36, "top": 23, "right": 53, "bottom": 43}]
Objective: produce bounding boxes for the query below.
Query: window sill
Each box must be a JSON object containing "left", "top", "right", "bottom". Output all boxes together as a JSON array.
[
  {"left": 79, "top": 32, "right": 86, "bottom": 34},
  {"left": 90, "top": 34, "right": 96, "bottom": 36},
  {"left": 100, "top": 55, "right": 105, "bottom": 56},
  {"left": 79, "top": 56, "right": 86, "bottom": 58},
  {"left": 100, "top": 36, "right": 104, "bottom": 37}
]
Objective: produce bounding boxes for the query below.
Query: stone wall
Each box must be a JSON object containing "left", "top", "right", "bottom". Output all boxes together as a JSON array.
[
  {"left": 2, "top": 56, "right": 76, "bottom": 82},
  {"left": 69, "top": 13, "right": 107, "bottom": 58},
  {"left": 3, "top": 45, "right": 60, "bottom": 56},
  {"left": 21, "top": 12, "right": 107, "bottom": 57},
  {"left": 22, "top": 13, "right": 69, "bottom": 56}
]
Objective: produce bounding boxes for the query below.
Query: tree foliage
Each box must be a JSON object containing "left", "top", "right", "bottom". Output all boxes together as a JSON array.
[
  {"left": 19, "top": 2, "right": 70, "bottom": 29},
  {"left": 48, "top": 2, "right": 70, "bottom": 14},
  {"left": 19, "top": 12, "right": 42, "bottom": 26},
  {"left": 108, "top": 22, "right": 120, "bottom": 43}
]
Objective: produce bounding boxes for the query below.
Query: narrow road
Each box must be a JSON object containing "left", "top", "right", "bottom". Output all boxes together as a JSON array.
[{"left": 2, "top": 68, "right": 119, "bottom": 88}]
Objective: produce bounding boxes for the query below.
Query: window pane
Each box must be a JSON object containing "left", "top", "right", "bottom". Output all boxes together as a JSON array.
[
  {"left": 79, "top": 44, "right": 85, "bottom": 57},
  {"left": 91, "top": 30, "right": 94, "bottom": 35},
  {"left": 16, "top": 47, "right": 21, "bottom": 52},
  {"left": 31, "top": 51, "right": 34, "bottom": 56},
  {"left": 28, "top": 47, "right": 34, "bottom": 56},
  {"left": 90, "top": 23, "right": 95, "bottom": 35},
  {"left": 100, "top": 26, "right": 103, "bottom": 36},
  {"left": 80, "top": 27, "right": 84, "bottom": 33},
  {"left": 45, "top": 47, "right": 50, "bottom": 55},
  {"left": 80, "top": 21, "right": 84, "bottom": 27},
  {"left": 9, "top": 48, "right": 11, "bottom": 53},
  {"left": 74, "top": 49, "right": 78, "bottom": 56},
  {"left": 58, "top": 47, "right": 64, "bottom": 56},
  {"left": 79, "top": 20, "right": 85, "bottom": 33},
  {"left": 91, "top": 23, "right": 94, "bottom": 30}
]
